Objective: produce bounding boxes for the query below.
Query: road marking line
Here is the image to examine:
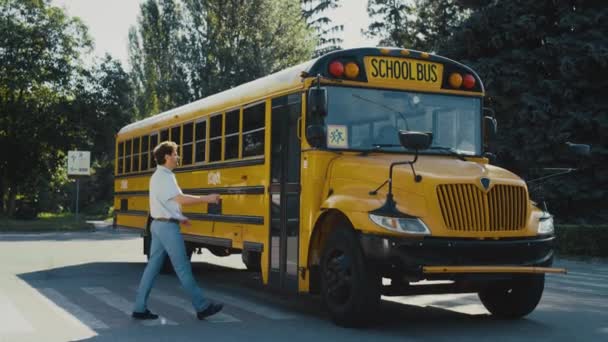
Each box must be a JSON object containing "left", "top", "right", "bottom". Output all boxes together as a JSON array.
[
  {"left": 203, "top": 288, "right": 296, "bottom": 320},
  {"left": 39, "top": 288, "right": 109, "bottom": 330},
  {"left": 148, "top": 288, "right": 240, "bottom": 323},
  {"left": 0, "top": 291, "right": 34, "bottom": 333},
  {"left": 82, "top": 287, "right": 177, "bottom": 326},
  {"left": 383, "top": 293, "right": 475, "bottom": 307},
  {"left": 438, "top": 303, "right": 488, "bottom": 315}
]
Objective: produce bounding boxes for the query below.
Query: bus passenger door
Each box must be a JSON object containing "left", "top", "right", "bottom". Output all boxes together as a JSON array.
[{"left": 268, "top": 94, "right": 302, "bottom": 292}]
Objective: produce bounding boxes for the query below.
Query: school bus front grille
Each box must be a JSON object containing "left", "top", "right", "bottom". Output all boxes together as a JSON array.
[{"left": 436, "top": 184, "right": 528, "bottom": 231}]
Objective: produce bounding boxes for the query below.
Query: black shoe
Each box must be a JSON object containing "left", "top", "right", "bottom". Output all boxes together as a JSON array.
[
  {"left": 132, "top": 309, "right": 159, "bottom": 320},
  {"left": 196, "top": 303, "right": 223, "bottom": 320}
]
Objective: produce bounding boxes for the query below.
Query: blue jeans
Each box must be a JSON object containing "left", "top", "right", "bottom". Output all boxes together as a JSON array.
[{"left": 133, "top": 220, "right": 209, "bottom": 313}]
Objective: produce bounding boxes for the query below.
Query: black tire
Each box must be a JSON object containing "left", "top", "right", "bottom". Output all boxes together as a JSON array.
[
  {"left": 478, "top": 274, "right": 545, "bottom": 319},
  {"left": 242, "top": 251, "right": 261, "bottom": 271},
  {"left": 320, "top": 227, "right": 380, "bottom": 327}
]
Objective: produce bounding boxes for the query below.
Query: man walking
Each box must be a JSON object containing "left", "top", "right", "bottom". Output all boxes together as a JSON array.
[{"left": 132, "top": 141, "right": 223, "bottom": 320}]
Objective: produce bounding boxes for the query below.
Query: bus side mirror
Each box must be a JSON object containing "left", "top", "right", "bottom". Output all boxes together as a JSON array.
[
  {"left": 306, "top": 125, "right": 326, "bottom": 147},
  {"left": 484, "top": 116, "right": 497, "bottom": 140},
  {"left": 398, "top": 131, "right": 433, "bottom": 150},
  {"left": 308, "top": 88, "right": 327, "bottom": 118}
]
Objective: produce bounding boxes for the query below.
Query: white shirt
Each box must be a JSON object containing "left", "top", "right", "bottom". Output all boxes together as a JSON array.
[{"left": 149, "top": 165, "right": 186, "bottom": 220}]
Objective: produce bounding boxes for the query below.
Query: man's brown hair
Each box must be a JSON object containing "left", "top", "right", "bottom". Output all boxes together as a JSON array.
[{"left": 153, "top": 141, "right": 177, "bottom": 165}]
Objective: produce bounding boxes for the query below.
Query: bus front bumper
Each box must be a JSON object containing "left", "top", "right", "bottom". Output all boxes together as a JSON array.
[{"left": 359, "top": 233, "right": 563, "bottom": 280}]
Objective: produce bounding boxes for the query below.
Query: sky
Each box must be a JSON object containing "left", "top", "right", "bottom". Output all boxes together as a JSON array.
[{"left": 52, "top": 0, "right": 378, "bottom": 68}]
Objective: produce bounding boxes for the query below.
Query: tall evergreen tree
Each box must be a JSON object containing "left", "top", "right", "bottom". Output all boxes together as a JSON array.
[
  {"left": 365, "top": 0, "right": 418, "bottom": 48},
  {"left": 301, "top": 0, "right": 343, "bottom": 56},
  {"left": 440, "top": 0, "right": 608, "bottom": 222},
  {"left": 365, "top": 0, "right": 469, "bottom": 51},
  {"left": 129, "top": 0, "right": 189, "bottom": 117},
  {"left": 130, "top": 0, "right": 315, "bottom": 110}
]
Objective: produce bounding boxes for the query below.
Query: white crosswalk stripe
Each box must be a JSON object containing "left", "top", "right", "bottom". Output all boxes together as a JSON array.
[
  {"left": 204, "top": 288, "right": 297, "bottom": 320},
  {"left": 138, "top": 287, "right": 240, "bottom": 323},
  {"left": 39, "top": 288, "right": 109, "bottom": 330},
  {"left": 383, "top": 293, "right": 488, "bottom": 315},
  {"left": 0, "top": 291, "right": 34, "bottom": 334},
  {"left": 82, "top": 287, "right": 177, "bottom": 326}
]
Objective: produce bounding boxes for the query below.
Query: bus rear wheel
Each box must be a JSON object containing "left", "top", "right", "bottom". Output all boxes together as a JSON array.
[
  {"left": 478, "top": 274, "right": 545, "bottom": 319},
  {"left": 320, "top": 227, "right": 380, "bottom": 327}
]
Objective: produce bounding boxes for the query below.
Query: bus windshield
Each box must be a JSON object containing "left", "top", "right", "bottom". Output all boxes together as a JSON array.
[{"left": 324, "top": 86, "right": 482, "bottom": 156}]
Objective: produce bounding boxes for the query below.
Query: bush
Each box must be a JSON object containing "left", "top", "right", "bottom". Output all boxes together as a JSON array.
[{"left": 555, "top": 225, "right": 608, "bottom": 257}]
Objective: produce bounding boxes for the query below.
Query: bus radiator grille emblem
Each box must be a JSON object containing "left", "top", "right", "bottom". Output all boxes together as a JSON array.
[{"left": 480, "top": 177, "right": 491, "bottom": 191}]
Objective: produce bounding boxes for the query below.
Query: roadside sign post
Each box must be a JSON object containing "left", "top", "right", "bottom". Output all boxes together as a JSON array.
[{"left": 67, "top": 150, "right": 91, "bottom": 221}]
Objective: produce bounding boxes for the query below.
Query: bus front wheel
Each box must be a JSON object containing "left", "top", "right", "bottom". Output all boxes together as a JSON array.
[
  {"left": 320, "top": 226, "right": 380, "bottom": 327},
  {"left": 478, "top": 274, "right": 545, "bottom": 319}
]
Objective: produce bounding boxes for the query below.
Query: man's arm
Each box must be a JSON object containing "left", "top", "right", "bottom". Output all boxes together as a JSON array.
[{"left": 173, "top": 194, "right": 220, "bottom": 206}]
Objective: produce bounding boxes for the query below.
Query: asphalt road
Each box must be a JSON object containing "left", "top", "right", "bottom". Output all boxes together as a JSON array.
[{"left": 0, "top": 224, "right": 606, "bottom": 342}]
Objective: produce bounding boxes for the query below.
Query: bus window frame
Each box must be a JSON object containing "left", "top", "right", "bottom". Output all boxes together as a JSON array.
[
  {"left": 181, "top": 121, "right": 194, "bottom": 166},
  {"left": 224, "top": 108, "right": 241, "bottom": 161},
  {"left": 194, "top": 118, "right": 208, "bottom": 164},
  {"left": 117, "top": 141, "right": 124, "bottom": 175},
  {"left": 209, "top": 113, "right": 223, "bottom": 163},
  {"left": 149, "top": 131, "right": 159, "bottom": 168},
  {"left": 242, "top": 100, "right": 267, "bottom": 159}
]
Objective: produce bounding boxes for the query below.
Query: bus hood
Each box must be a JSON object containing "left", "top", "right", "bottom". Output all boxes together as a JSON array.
[{"left": 327, "top": 153, "right": 526, "bottom": 217}]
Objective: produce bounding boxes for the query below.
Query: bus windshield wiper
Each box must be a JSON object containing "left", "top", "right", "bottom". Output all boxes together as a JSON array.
[
  {"left": 428, "top": 146, "right": 466, "bottom": 161},
  {"left": 359, "top": 144, "right": 402, "bottom": 156},
  {"left": 352, "top": 94, "right": 410, "bottom": 130}
]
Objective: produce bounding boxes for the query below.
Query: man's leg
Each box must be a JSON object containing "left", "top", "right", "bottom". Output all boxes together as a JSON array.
[
  {"left": 159, "top": 223, "right": 209, "bottom": 312},
  {"left": 133, "top": 222, "right": 167, "bottom": 313}
]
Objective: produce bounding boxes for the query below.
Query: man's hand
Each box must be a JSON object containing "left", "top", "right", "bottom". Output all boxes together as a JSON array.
[
  {"left": 204, "top": 194, "right": 221, "bottom": 204},
  {"left": 180, "top": 218, "right": 191, "bottom": 227}
]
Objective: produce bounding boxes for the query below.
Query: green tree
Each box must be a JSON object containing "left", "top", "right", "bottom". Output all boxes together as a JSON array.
[
  {"left": 130, "top": 0, "right": 315, "bottom": 111},
  {"left": 129, "top": 0, "right": 189, "bottom": 117},
  {"left": 365, "top": 0, "right": 469, "bottom": 51},
  {"left": 440, "top": 0, "right": 608, "bottom": 222},
  {"left": 414, "top": 0, "right": 471, "bottom": 52},
  {"left": 301, "top": 0, "right": 343, "bottom": 56},
  {"left": 365, "top": 0, "right": 418, "bottom": 48},
  {"left": 0, "top": 0, "right": 91, "bottom": 216}
]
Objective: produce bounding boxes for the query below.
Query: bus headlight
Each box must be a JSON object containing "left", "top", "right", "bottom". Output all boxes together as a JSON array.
[
  {"left": 538, "top": 214, "right": 554, "bottom": 235},
  {"left": 369, "top": 214, "right": 430, "bottom": 235}
]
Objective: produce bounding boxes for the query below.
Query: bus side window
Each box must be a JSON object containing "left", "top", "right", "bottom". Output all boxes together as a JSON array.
[
  {"left": 160, "top": 129, "right": 168, "bottom": 143},
  {"left": 141, "top": 135, "right": 149, "bottom": 170},
  {"left": 209, "top": 114, "right": 223, "bottom": 162},
  {"left": 150, "top": 133, "right": 158, "bottom": 168},
  {"left": 182, "top": 122, "right": 194, "bottom": 165},
  {"left": 170, "top": 125, "right": 181, "bottom": 155},
  {"left": 133, "top": 136, "right": 140, "bottom": 172},
  {"left": 194, "top": 120, "right": 206, "bottom": 163},
  {"left": 225, "top": 109, "right": 240, "bottom": 160},
  {"left": 242, "top": 103, "right": 265, "bottom": 157},
  {"left": 125, "top": 139, "right": 132, "bottom": 174},
  {"left": 117, "top": 141, "right": 124, "bottom": 174}
]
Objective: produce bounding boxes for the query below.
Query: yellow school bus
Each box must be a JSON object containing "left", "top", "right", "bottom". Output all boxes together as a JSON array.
[{"left": 114, "top": 47, "right": 563, "bottom": 326}]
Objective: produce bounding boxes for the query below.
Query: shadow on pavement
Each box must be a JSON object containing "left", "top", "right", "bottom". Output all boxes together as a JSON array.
[{"left": 14, "top": 258, "right": 590, "bottom": 342}]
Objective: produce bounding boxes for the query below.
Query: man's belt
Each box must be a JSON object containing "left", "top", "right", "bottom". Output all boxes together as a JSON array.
[{"left": 153, "top": 217, "right": 180, "bottom": 224}]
